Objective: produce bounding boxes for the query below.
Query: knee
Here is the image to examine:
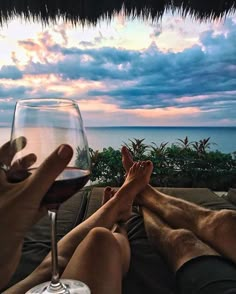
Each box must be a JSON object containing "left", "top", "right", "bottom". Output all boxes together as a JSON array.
[
  {"left": 206, "top": 209, "right": 236, "bottom": 236},
  {"left": 86, "top": 227, "right": 119, "bottom": 251},
  {"left": 166, "top": 229, "right": 198, "bottom": 252}
]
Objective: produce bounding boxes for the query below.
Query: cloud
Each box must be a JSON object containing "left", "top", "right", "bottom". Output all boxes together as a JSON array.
[
  {"left": 79, "top": 41, "right": 95, "bottom": 47},
  {"left": 83, "top": 19, "right": 236, "bottom": 119},
  {"left": 53, "top": 25, "right": 69, "bottom": 46},
  {"left": 20, "top": 18, "right": 235, "bottom": 106},
  {"left": 0, "top": 16, "right": 236, "bottom": 126},
  {"left": 0, "top": 85, "right": 28, "bottom": 98},
  {"left": 24, "top": 45, "right": 139, "bottom": 81},
  {"left": 150, "top": 23, "right": 162, "bottom": 38},
  {"left": 0, "top": 65, "right": 23, "bottom": 79}
]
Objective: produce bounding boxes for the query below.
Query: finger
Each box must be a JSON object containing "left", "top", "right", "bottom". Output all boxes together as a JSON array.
[
  {"left": 110, "top": 189, "right": 116, "bottom": 197},
  {"left": 7, "top": 170, "right": 32, "bottom": 183},
  {"left": 0, "top": 169, "right": 7, "bottom": 184},
  {"left": 10, "top": 153, "right": 37, "bottom": 171},
  {"left": 5, "top": 153, "right": 36, "bottom": 183},
  {"left": 27, "top": 144, "right": 73, "bottom": 199},
  {"left": 0, "top": 136, "right": 27, "bottom": 166}
]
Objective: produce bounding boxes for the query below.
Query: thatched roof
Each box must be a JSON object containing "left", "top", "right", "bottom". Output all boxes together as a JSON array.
[{"left": 0, "top": 0, "right": 236, "bottom": 25}]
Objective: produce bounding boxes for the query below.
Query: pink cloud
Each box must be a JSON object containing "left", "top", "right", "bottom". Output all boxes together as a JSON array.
[{"left": 129, "top": 107, "right": 200, "bottom": 118}]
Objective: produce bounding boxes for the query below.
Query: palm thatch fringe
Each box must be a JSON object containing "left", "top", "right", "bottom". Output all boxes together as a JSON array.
[{"left": 0, "top": 0, "right": 236, "bottom": 25}]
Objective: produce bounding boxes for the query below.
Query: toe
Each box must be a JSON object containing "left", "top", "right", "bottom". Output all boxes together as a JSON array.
[{"left": 103, "top": 186, "right": 112, "bottom": 204}]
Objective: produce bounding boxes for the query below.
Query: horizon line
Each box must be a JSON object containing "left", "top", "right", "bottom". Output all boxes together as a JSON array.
[{"left": 1, "top": 125, "right": 236, "bottom": 128}]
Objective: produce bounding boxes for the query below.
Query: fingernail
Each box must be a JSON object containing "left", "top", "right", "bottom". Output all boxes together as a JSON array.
[
  {"left": 20, "top": 136, "right": 27, "bottom": 146},
  {"left": 29, "top": 159, "right": 36, "bottom": 166},
  {"left": 58, "top": 145, "right": 72, "bottom": 159},
  {"left": 29, "top": 154, "right": 37, "bottom": 165}
]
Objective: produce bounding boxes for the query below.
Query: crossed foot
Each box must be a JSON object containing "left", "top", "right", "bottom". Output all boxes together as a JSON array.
[
  {"left": 102, "top": 156, "right": 153, "bottom": 222},
  {"left": 121, "top": 145, "right": 134, "bottom": 173},
  {"left": 121, "top": 146, "right": 150, "bottom": 205}
]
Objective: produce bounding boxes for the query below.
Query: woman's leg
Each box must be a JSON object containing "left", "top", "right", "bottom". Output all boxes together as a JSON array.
[
  {"left": 61, "top": 161, "right": 153, "bottom": 294},
  {"left": 55, "top": 160, "right": 152, "bottom": 267},
  {"left": 5, "top": 160, "right": 153, "bottom": 294},
  {"left": 102, "top": 187, "right": 130, "bottom": 274},
  {"left": 62, "top": 227, "right": 126, "bottom": 294}
]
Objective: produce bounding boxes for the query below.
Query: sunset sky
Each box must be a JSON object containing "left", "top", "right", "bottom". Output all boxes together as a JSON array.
[{"left": 0, "top": 11, "right": 236, "bottom": 127}]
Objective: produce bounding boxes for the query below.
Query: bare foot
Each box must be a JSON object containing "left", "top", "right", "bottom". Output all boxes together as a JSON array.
[
  {"left": 113, "top": 160, "right": 153, "bottom": 221},
  {"left": 121, "top": 146, "right": 151, "bottom": 206},
  {"left": 121, "top": 146, "right": 133, "bottom": 173},
  {"left": 102, "top": 186, "right": 116, "bottom": 205}
]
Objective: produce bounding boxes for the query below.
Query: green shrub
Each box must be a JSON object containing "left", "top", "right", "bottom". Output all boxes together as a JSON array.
[{"left": 79, "top": 137, "right": 236, "bottom": 190}]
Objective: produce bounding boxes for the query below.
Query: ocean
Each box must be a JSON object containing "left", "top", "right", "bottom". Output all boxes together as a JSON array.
[{"left": 1, "top": 126, "right": 235, "bottom": 154}]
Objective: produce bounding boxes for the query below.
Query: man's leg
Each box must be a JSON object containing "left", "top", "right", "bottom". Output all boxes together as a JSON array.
[
  {"left": 121, "top": 146, "right": 236, "bottom": 264},
  {"left": 141, "top": 185, "right": 236, "bottom": 263},
  {"left": 142, "top": 207, "right": 219, "bottom": 272},
  {"left": 142, "top": 207, "right": 236, "bottom": 294}
]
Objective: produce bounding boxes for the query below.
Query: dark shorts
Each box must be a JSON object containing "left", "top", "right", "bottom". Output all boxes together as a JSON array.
[{"left": 176, "top": 255, "right": 236, "bottom": 294}]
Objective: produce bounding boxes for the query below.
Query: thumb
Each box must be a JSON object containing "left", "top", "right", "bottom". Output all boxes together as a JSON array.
[{"left": 27, "top": 144, "right": 73, "bottom": 197}]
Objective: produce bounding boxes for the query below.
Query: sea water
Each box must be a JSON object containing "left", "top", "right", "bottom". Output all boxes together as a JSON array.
[{"left": 1, "top": 126, "right": 235, "bottom": 154}]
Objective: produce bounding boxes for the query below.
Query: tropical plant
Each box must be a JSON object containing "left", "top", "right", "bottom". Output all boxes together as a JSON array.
[
  {"left": 176, "top": 136, "right": 193, "bottom": 150},
  {"left": 123, "top": 138, "right": 148, "bottom": 160},
  {"left": 84, "top": 137, "right": 236, "bottom": 190},
  {"left": 149, "top": 142, "right": 170, "bottom": 186},
  {"left": 75, "top": 146, "right": 90, "bottom": 169},
  {"left": 89, "top": 147, "right": 124, "bottom": 186},
  {"left": 192, "top": 137, "right": 216, "bottom": 155}
]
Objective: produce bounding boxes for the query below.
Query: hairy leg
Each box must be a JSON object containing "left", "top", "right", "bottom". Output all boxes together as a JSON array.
[
  {"left": 121, "top": 146, "right": 236, "bottom": 264},
  {"left": 142, "top": 207, "right": 219, "bottom": 272},
  {"left": 5, "top": 160, "right": 153, "bottom": 293}
]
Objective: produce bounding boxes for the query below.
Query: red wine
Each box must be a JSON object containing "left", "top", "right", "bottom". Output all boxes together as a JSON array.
[
  {"left": 24, "top": 167, "right": 90, "bottom": 209},
  {"left": 9, "top": 167, "right": 90, "bottom": 209},
  {"left": 41, "top": 167, "right": 90, "bottom": 209}
]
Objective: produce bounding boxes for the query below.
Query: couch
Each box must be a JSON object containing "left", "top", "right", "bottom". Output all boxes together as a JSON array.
[{"left": 6, "top": 187, "right": 236, "bottom": 293}]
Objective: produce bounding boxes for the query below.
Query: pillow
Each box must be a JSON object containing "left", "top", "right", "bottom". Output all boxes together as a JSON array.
[
  {"left": 226, "top": 188, "right": 236, "bottom": 206},
  {"left": 156, "top": 187, "right": 236, "bottom": 211}
]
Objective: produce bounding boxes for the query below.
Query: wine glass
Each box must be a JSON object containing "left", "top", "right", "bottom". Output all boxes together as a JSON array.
[{"left": 10, "top": 98, "right": 91, "bottom": 294}]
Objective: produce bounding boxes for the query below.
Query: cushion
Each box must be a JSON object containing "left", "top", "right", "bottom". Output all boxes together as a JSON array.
[
  {"left": 225, "top": 188, "right": 236, "bottom": 206},
  {"left": 156, "top": 187, "right": 236, "bottom": 211},
  {"left": 83, "top": 187, "right": 104, "bottom": 219}
]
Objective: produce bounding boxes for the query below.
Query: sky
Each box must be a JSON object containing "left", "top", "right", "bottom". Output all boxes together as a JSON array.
[{"left": 0, "top": 11, "right": 236, "bottom": 127}]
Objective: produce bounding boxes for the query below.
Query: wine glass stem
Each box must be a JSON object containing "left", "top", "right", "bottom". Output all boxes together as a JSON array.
[{"left": 48, "top": 210, "right": 61, "bottom": 286}]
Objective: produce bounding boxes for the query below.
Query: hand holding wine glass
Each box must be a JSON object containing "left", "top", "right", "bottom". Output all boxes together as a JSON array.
[
  {"left": 0, "top": 138, "right": 73, "bottom": 290},
  {"left": 10, "top": 98, "right": 91, "bottom": 294}
]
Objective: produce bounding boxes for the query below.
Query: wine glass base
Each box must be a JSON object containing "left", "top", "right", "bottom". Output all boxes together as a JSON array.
[{"left": 26, "top": 279, "right": 91, "bottom": 294}]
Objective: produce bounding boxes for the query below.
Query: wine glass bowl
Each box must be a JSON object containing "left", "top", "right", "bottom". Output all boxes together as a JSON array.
[
  {"left": 11, "top": 98, "right": 91, "bottom": 293},
  {"left": 11, "top": 98, "right": 91, "bottom": 209}
]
